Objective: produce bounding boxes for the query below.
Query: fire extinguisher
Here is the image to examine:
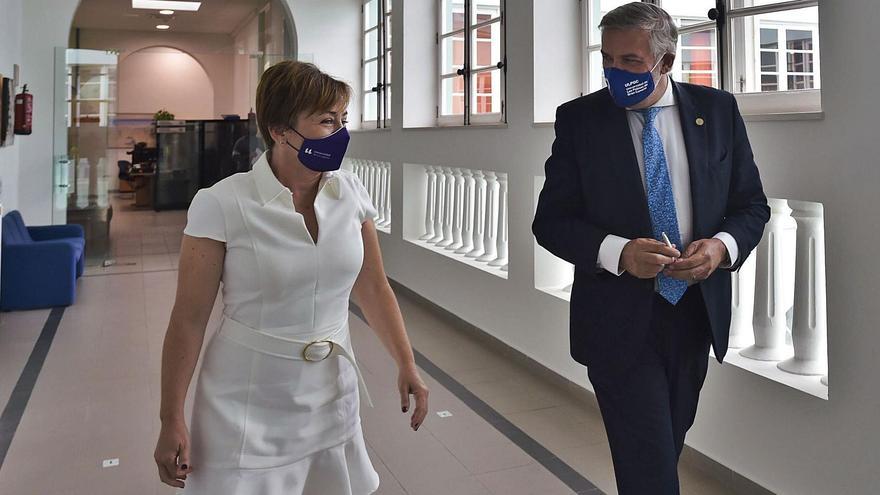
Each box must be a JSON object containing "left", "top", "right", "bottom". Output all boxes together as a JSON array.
[{"left": 14, "top": 84, "right": 33, "bottom": 136}]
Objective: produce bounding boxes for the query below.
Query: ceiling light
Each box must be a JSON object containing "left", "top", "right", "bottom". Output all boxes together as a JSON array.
[
  {"left": 132, "top": 1, "right": 201, "bottom": 12},
  {"left": 159, "top": 9, "right": 175, "bottom": 15},
  {"left": 156, "top": 24, "right": 171, "bottom": 30}
]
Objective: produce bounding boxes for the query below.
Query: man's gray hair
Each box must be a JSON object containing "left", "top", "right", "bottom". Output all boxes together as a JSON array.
[{"left": 599, "top": 2, "right": 679, "bottom": 60}]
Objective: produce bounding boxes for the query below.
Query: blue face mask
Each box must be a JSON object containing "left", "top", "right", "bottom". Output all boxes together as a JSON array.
[
  {"left": 285, "top": 126, "right": 350, "bottom": 172},
  {"left": 603, "top": 57, "right": 664, "bottom": 108}
]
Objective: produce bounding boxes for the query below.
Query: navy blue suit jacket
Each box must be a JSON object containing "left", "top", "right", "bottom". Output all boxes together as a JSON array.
[{"left": 532, "top": 81, "right": 770, "bottom": 373}]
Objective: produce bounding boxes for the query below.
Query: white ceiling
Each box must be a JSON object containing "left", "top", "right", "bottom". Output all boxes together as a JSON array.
[{"left": 72, "top": 0, "right": 272, "bottom": 35}]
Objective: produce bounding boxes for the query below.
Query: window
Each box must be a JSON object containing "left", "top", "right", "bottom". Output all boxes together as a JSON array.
[
  {"left": 66, "top": 51, "right": 118, "bottom": 128},
  {"left": 675, "top": 26, "right": 718, "bottom": 88},
  {"left": 438, "top": 0, "right": 506, "bottom": 126},
  {"left": 362, "top": 0, "right": 392, "bottom": 128},
  {"left": 582, "top": 0, "right": 821, "bottom": 113},
  {"left": 734, "top": 11, "right": 820, "bottom": 93}
]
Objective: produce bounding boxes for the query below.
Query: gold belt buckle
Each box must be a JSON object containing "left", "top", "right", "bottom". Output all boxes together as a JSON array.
[{"left": 302, "top": 340, "right": 335, "bottom": 362}]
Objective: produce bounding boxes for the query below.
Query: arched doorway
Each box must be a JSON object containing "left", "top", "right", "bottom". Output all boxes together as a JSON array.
[
  {"left": 55, "top": 0, "right": 298, "bottom": 264},
  {"left": 119, "top": 46, "right": 215, "bottom": 120}
]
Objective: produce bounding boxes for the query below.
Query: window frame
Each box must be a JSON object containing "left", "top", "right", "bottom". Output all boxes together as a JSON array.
[
  {"left": 674, "top": 20, "right": 720, "bottom": 89},
  {"left": 754, "top": 22, "right": 820, "bottom": 92},
  {"left": 436, "top": 0, "right": 507, "bottom": 127},
  {"left": 580, "top": 0, "right": 821, "bottom": 115},
  {"left": 361, "top": 0, "right": 392, "bottom": 129}
]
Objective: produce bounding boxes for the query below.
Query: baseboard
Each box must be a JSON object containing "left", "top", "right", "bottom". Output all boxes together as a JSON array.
[{"left": 385, "top": 277, "right": 776, "bottom": 495}]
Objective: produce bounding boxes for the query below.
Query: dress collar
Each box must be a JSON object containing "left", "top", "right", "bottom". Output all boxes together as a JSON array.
[{"left": 252, "top": 151, "right": 342, "bottom": 206}]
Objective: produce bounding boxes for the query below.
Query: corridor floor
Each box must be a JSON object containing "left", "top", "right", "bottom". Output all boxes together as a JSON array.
[{"left": 0, "top": 194, "right": 745, "bottom": 495}]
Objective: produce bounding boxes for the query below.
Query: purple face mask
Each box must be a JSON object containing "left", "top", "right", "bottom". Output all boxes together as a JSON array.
[{"left": 285, "top": 126, "right": 350, "bottom": 172}]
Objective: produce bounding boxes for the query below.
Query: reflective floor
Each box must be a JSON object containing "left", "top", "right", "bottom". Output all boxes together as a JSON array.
[{"left": 0, "top": 193, "right": 744, "bottom": 495}]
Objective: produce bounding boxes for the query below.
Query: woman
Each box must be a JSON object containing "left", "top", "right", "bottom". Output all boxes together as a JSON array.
[{"left": 154, "top": 61, "right": 429, "bottom": 494}]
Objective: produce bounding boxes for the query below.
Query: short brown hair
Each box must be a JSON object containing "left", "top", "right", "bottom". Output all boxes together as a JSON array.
[{"left": 255, "top": 61, "right": 352, "bottom": 149}]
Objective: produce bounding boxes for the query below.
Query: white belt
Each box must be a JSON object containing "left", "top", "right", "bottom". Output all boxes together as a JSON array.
[{"left": 217, "top": 316, "right": 373, "bottom": 408}]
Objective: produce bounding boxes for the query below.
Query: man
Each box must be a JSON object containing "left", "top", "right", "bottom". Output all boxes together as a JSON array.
[{"left": 532, "top": 3, "right": 770, "bottom": 494}]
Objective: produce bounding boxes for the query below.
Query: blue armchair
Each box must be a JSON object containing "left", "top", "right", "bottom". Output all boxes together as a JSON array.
[{"left": 1, "top": 210, "right": 86, "bottom": 311}]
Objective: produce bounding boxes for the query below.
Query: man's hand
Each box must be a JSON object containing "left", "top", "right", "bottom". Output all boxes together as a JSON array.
[
  {"left": 620, "top": 238, "right": 681, "bottom": 279},
  {"left": 664, "top": 238, "right": 728, "bottom": 282}
]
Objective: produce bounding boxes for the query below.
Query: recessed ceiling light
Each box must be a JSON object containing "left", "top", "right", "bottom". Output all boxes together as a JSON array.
[
  {"left": 156, "top": 24, "right": 171, "bottom": 30},
  {"left": 159, "top": 9, "right": 175, "bottom": 15},
  {"left": 132, "top": 1, "right": 201, "bottom": 12}
]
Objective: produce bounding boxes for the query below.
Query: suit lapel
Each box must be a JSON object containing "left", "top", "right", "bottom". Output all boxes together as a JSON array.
[
  {"left": 673, "top": 81, "right": 709, "bottom": 240},
  {"left": 598, "top": 92, "right": 653, "bottom": 237}
]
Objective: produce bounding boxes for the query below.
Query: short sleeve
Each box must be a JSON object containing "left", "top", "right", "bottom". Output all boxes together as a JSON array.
[
  {"left": 184, "top": 189, "right": 226, "bottom": 242},
  {"left": 350, "top": 175, "right": 379, "bottom": 224}
]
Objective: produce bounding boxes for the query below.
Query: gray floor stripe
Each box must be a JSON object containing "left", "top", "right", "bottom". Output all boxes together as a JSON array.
[
  {"left": 82, "top": 267, "right": 179, "bottom": 278},
  {"left": 350, "top": 304, "right": 603, "bottom": 495},
  {"left": 0, "top": 307, "right": 65, "bottom": 468}
]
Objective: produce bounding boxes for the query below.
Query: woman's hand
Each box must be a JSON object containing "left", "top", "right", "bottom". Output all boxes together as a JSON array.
[
  {"left": 398, "top": 365, "right": 429, "bottom": 431},
  {"left": 154, "top": 418, "right": 193, "bottom": 488}
]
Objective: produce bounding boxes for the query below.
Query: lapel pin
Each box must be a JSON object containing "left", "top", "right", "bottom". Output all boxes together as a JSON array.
[{"left": 695, "top": 117, "right": 705, "bottom": 126}]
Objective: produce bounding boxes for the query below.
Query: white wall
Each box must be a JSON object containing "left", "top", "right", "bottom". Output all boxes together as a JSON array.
[
  {"left": 0, "top": 0, "right": 23, "bottom": 214},
  {"left": 344, "top": 1, "right": 880, "bottom": 494},
  {"left": 16, "top": 0, "right": 111, "bottom": 224},
  {"left": 533, "top": 0, "right": 583, "bottom": 123},
  {"left": 401, "top": 0, "right": 436, "bottom": 128},
  {"left": 77, "top": 29, "right": 239, "bottom": 119},
  {"left": 118, "top": 47, "right": 215, "bottom": 120},
  {"left": 288, "top": 0, "right": 362, "bottom": 126}
]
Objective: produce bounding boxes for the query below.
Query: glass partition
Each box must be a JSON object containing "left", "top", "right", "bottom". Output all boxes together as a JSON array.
[{"left": 54, "top": 48, "right": 118, "bottom": 264}]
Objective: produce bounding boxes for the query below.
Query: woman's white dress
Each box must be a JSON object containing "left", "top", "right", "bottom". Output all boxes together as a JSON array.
[{"left": 181, "top": 152, "right": 380, "bottom": 494}]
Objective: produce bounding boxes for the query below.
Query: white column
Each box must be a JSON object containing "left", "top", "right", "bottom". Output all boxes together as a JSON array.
[
  {"left": 446, "top": 168, "right": 465, "bottom": 250},
  {"left": 778, "top": 201, "right": 828, "bottom": 376},
  {"left": 76, "top": 158, "right": 90, "bottom": 209},
  {"left": 429, "top": 166, "right": 446, "bottom": 243},
  {"left": 477, "top": 171, "right": 500, "bottom": 262},
  {"left": 728, "top": 252, "right": 757, "bottom": 349},
  {"left": 821, "top": 375, "right": 828, "bottom": 386},
  {"left": 381, "top": 162, "right": 392, "bottom": 229},
  {"left": 420, "top": 166, "right": 437, "bottom": 240},
  {"left": 489, "top": 173, "right": 508, "bottom": 267},
  {"left": 359, "top": 159, "right": 368, "bottom": 193},
  {"left": 741, "top": 199, "right": 797, "bottom": 361},
  {"left": 369, "top": 161, "right": 379, "bottom": 215},
  {"left": 356, "top": 159, "right": 365, "bottom": 184},
  {"left": 373, "top": 162, "right": 386, "bottom": 225},
  {"left": 437, "top": 167, "right": 456, "bottom": 247},
  {"left": 378, "top": 163, "right": 390, "bottom": 227},
  {"left": 466, "top": 170, "right": 487, "bottom": 258},
  {"left": 455, "top": 169, "right": 476, "bottom": 254},
  {"left": 362, "top": 161, "right": 373, "bottom": 209}
]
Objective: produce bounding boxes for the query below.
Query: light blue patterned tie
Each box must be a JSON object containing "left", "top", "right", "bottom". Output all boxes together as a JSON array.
[{"left": 639, "top": 107, "right": 688, "bottom": 305}]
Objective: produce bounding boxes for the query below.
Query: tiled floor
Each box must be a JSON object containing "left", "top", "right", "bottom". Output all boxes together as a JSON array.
[{"left": 0, "top": 193, "right": 745, "bottom": 495}]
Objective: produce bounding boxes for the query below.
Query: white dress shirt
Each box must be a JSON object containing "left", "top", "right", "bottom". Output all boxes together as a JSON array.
[{"left": 597, "top": 77, "right": 739, "bottom": 276}]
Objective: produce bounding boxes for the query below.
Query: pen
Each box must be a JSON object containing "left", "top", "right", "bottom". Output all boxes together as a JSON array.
[{"left": 661, "top": 232, "right": 677, "bottom": 263}]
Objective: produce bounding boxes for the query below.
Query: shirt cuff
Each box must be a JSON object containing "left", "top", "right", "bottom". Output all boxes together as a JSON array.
[
  {"left": 597, "top": 234, "right": 630, "bottom": 276},
  {"left": 713, "top": 232, "right": 739, "bottom": 268}
]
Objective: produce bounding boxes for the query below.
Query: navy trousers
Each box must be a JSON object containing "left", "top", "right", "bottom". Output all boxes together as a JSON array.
[{"left": 587, "top": 286, "right": 712, "bottom": 495}]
